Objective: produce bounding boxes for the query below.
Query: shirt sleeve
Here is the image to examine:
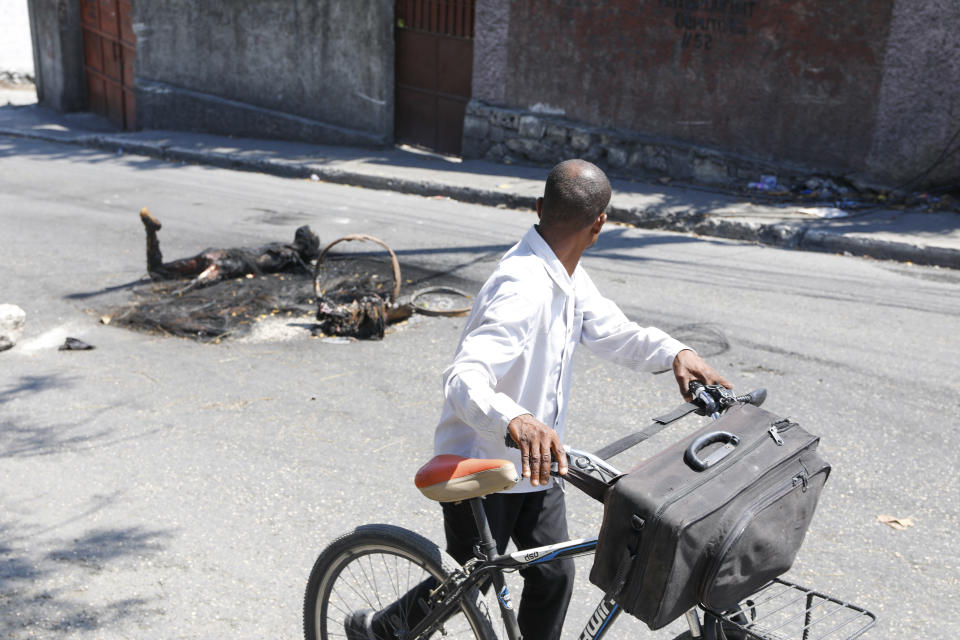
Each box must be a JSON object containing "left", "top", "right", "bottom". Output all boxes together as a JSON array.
[
  {"left": 576, "top": 269, "right": 690, "bottom": 371},
  {"left": 442, "top": 282, "right": 536, "bottom": 446}
]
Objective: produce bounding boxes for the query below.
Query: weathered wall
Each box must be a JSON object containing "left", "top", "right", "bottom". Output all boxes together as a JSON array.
[
  {"left": 133, "top": 0, "right": 394, "bottom": 145},
  {"left": 471, "top": 0, "right": 959, "bottom": 187},
  {"left": 26, "top": 0, "right": 85, "bottom": 110},
  {"left": 472, "top": 1, "right": 510, "bottom": 105},
  {"left": 501, "top": 0, "right": 894, "bottom": 172},
  {"left": 866, "top": 0, "right": 960, "bottom": 187}
]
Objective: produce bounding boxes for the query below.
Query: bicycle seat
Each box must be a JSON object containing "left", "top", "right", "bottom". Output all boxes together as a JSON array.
[{"left": 415, "top": 455, "right": 519, "bottom": 502}]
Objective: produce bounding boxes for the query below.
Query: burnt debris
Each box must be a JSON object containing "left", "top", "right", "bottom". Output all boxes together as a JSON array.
[{"left": 106, "top": 210, "right": 471, "bottom": 342}]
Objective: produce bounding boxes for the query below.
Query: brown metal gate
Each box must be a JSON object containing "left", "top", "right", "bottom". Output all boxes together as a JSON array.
[
  {"left": 395, "top": 0, "right": 474, "bottom": 156},
  {"left": 80, "top": 0, "right": 136, "bottom": 130}
]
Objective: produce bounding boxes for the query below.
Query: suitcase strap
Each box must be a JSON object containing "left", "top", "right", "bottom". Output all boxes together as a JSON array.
[{"left": 593, "top": 401, "right": 699, "bottom": 460}]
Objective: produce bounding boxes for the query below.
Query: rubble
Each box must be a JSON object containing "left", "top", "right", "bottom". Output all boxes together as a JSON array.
[
  {"left": 59, "top": 337, "right": 94, "bottom": 351},
  {"left": 740, "top": 174, "right": 960, "bottom": 215},
  {"left": 0, "top": 304, "right": 26, "bottom": 351}
]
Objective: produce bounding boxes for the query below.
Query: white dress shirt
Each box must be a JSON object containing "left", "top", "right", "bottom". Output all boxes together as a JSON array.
[{"left": 434, "top": 225, "right": 689, "bottom": 493}]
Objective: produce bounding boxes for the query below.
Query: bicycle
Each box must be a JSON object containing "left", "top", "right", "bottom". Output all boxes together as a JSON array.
[{"left": 303, "top": 385, "right": 876, "bottom": 640}]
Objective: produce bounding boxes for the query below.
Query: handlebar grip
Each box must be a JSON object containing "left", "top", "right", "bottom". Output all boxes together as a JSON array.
[{"left": 744, "top": 388, "right": 767, "bottom": 407}]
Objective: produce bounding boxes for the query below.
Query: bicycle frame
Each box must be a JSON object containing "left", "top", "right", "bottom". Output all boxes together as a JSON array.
[{"left": 405, "top": 509, "right": 616, "bottom": 640}]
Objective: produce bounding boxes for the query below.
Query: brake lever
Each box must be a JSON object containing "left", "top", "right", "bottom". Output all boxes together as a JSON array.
[
  {"left": 688, "top": 381, "right": 716, "bottom": 416},
  {"left": 689, "top": 382, "right": 741, "bottom": 420}
]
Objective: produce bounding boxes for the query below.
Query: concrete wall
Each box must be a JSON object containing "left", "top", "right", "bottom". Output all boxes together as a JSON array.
[
  {"left": 26, "top": 0, "right": 86, "bottom": 111},
  {"left": 471, "top": 0, "right": 960, "bottom": 188},
  {"left": 866, "top": 0, "right": 960, "bottom": 187},
  {"left": 133, "top": 0, "right": 394, "bottom": 145}
]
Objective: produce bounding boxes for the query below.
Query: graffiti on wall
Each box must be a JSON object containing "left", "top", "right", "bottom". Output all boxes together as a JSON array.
[{"left": 657, "top": 0, "right": 759, "bottom": 50}]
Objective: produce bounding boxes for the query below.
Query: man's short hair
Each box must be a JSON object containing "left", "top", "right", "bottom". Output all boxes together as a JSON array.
[{"left": 540, "top": 159, "right": 612, "bottom": 229}]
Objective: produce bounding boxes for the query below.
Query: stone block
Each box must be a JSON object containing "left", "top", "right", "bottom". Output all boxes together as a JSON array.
[
  {"left": 668, "top": 149, "right": 694, "bottom": 179},
  {"left": 462, "top": 115, "right": 490, "bottom": 139},
  {"left": 570, "top": 131, "right": 592, "bottom": 151},
  {"left": 518, "top": 115, "right": 546, "bottom": 140},
  {"left": 641, "top": 145, "right": 668, "bottom": 173},
  {"left": 545, "top": 124, "right": 567, "bottom": 145},
  {"left": 485, "top": 143, "right": 507, "bottom": 161},
  {"left": 461, "top": 136, "right": 491, "bottom": 158},
  {"left": 0, "top": 304, "right": 26, "bottom": 351},
  {"left": 505, "top": 137, "right": 541, "bottom": 157},
  {"left": 583, "top": 144, "right": 604, "bottom": 162},
  {"left": 492, "top": 110, "right": 519, "bottom": 130},
  {"left": 505, "top": 137, "right": 555, "bottom": 163},
  {"left": 693, "top": 155, "right": 730, "bottom": 184},
  {"left": 489, "top": 125, "right": 506, "bottom": 142},
  {"left": 606, "top": 147, "right": 628, "bottom": 168},
  {"left": 467, "top": 102, "right": 495, "bottom": 119}
]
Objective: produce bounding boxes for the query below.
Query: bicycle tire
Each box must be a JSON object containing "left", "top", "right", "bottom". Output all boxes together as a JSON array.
[{"left": 303, "top": 523, "right": 498, "bottom": 640}]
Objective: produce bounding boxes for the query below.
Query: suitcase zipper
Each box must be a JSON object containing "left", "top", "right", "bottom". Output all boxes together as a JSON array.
[{"left": 698, "top": 470, "right": 810, "bottom": 601}]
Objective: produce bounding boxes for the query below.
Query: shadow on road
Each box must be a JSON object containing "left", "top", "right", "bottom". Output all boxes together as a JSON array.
[
  {"left": 0, "top": 375, "right": 165, "bottom": 459},
  {"left": 0, "top": 373, "right": 75, "bottom": 403},
  {"left": 0, "top": 518, "right": 173, "bottom": 636},
  {"left": 64, "top": 277, "right": 153, "bottom": 301}
]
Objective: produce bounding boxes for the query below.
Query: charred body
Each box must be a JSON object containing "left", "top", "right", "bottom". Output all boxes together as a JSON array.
[{"left": 139, "top": 207, "right": 320, "bottom": 290}]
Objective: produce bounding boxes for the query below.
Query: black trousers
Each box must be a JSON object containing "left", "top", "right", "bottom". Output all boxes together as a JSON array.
[{"left": 442, "top": 484, "right": 575, "bottom": 640}]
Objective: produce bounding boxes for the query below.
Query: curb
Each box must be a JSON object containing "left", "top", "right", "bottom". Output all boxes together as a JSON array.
[{"left": 3, "top": 126, "right": 958, "bottom": 270}]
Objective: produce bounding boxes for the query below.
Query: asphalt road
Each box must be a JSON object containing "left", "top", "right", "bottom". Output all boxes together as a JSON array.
[{"left": 1, "top": 136, "right": 958, "bottom": 639}]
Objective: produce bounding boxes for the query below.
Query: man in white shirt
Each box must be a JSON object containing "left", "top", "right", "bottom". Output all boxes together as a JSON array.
[{"left": 436, "top": 159, "right": 730, "bottom": 640}]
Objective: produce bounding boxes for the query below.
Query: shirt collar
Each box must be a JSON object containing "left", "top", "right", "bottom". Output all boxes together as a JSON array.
[{"left": 521, "top": 225, "right": 575, "bottom": 296}]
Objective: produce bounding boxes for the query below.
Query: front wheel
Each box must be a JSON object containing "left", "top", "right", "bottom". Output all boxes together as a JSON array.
[{"left": 303, "top": 523, "right": 498, "bottom": 640}]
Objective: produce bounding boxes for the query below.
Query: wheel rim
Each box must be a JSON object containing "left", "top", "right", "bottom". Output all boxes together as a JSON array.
[{"left": 314, "top": 542, "right": 486, "bottom": 640}]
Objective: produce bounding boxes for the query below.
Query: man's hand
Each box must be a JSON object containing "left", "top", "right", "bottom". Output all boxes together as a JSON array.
[
  {"left": 507, "top": 414, "right": 568, "bottom": 487},
  {"left": 672, "top": 349, "right": 732, "bottom": 401}
]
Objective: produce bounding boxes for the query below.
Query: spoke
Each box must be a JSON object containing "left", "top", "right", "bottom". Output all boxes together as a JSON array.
[
  {"left": 326, "top": 584, "right": 353, "bottom": 619},
  {"left": 365, "top": 552, "right": 385, "bottom": 611},
  {"left": 316, "top": 544, "right": 484, "bottom": 640},
  {"left": 342, "top": 558, "right": 383, "bottom": 611}
]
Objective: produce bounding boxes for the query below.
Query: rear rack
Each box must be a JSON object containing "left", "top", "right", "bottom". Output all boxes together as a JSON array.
[{"left": 710, "top": 579, "right": 877, "bottom": 640}]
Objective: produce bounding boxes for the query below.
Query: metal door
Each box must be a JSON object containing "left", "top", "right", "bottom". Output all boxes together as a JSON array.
[
  {"left": 395, "top": 0, "right": 474, "bottom": 155},
  {"left": 80, "top": 0, "right": 136, "bottom": 129}
]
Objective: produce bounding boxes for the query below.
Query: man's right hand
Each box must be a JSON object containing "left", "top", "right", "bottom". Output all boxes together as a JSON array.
[{"left": 507, "top": 414, "right": 568, "bottom": 487}]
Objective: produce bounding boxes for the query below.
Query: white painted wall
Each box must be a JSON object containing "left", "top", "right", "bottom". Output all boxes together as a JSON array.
[{"left": 0, "top": 0, "right": 35, "bottom": 77}]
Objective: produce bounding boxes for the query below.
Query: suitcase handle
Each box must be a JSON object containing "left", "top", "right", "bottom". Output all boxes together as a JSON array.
[{"left": 684, "top": 431, "right": 741, "bottom": 471}]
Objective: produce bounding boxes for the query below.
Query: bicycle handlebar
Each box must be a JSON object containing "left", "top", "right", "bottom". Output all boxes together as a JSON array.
[
  {"left": 505, "top": 384, "right": 768, "bottom": 453},
  {"left": 688, "top": 382, "right": 766, "bottom": 416}
]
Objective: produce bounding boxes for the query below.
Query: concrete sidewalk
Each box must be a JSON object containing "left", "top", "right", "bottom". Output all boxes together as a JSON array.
[{"left": 2, "top": 100, "right": 958, "bottom": 269}]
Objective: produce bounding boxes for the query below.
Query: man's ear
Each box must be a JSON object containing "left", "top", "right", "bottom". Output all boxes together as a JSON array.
[
  {"left": 592, "top": 211, "right": 607, "bottom": 233},
  {"left": 536, "top": 197, "right": 543, "bottom": 220}
]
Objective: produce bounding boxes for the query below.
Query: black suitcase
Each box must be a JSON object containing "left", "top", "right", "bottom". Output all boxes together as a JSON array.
[{"left": 589, "top": 403, "right": 830, "bottom": 629}]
